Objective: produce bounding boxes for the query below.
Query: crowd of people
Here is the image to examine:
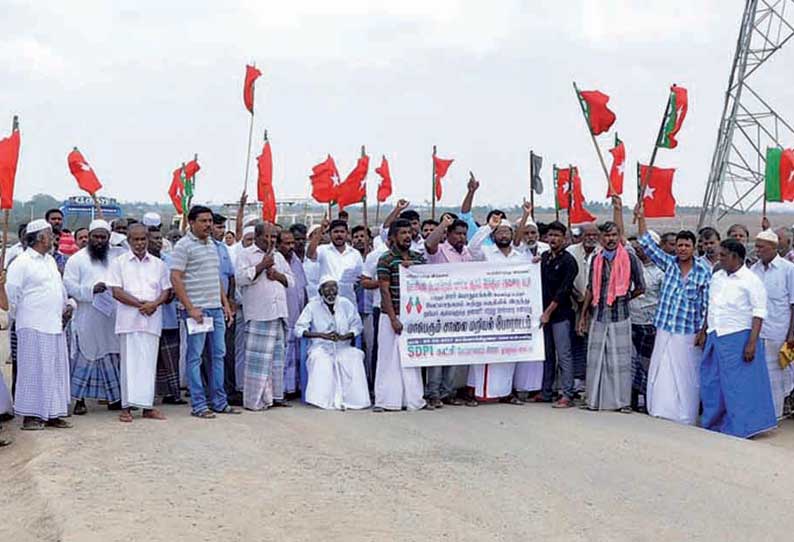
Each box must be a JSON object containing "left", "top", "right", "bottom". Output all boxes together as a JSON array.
[{"left": 0, "top": 179, "right": 791, "bottom": 447}]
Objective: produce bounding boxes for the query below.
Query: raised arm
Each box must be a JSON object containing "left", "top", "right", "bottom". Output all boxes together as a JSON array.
[
  {"left": 306, "top": 217, "right": 329, "bottom": 261},
  {"left": 425, "top": 214, "right": 453, "bottom": 255},
  {"left": 235, "top": 190, "right": 247, "bottom": 241},
  {"left": 513, "top": 200, "right": 533, "bottom": 247},
  {"left": 460, "top": 173, "right": 479, "bottom": 215},
  {"left": 612, "top": 196, "right": 625, "bottom": 240}
]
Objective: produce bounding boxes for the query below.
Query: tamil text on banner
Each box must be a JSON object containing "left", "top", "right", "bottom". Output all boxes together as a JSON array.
[{"left": 398, "top": 261, "right": 544, "bottom": 368}]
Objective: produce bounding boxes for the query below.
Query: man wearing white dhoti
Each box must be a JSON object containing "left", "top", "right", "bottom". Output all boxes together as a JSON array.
[
  {"left": 107, "top": 224, "right": 172, "bottom": 423},
  {"left": 64, "top": 219, "right": 125, "bottom": 415},
  {"left": 295, "top": 277, "right": 370, "bottom": 410},
  {"left": 7, "top": 219, "right": 75, "bottom": 431},
  {"left": 636, "top": 207, "right": 711, "bottom": 425},
  {"left": 374, "top": 219, "right": 427, "bottom": 412},
  {"left": 751, "top": 229, "right": 794, "bottom": 419}
]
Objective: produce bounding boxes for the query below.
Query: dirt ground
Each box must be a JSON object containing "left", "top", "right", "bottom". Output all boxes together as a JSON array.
[{"left": 2, "top": 383, "right": 794, "bottom": 542}]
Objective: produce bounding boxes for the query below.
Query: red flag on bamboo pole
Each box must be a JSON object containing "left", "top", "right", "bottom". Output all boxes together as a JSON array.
[
  {"left": 257, "top": 138, "right": 276, "bottom": 222},
  {"left": 243, "top": 64, "right": 262, "bottom": 114},
  {"left": 0, "top": 122, "right": 20, "bottom": 210},
  {"left": 310, "top": 155, "right": 339, "bottom": 204},
  {"left": 638, "top": 164, "right": 676, "bottom": 217},
  {"left": 433, "top": 155, "right": 453, "bottom": 200},
  {"left": 336, "top": 154, "right": 369, "bottom": 210},
  {"left": 576, "top": 89, "right": 617, "bottom": 135},
  {"left": 168, "top": 167, "right": 184, "bottom": 214},
  {"left": 375, "top": 156, "right": 392, "bottom": 203},
  {"left": 68, "top": 148, "right": 102, "bottom": 195},
  {"left": 607, "top": 134, "right": 625, "bottom": 197}
]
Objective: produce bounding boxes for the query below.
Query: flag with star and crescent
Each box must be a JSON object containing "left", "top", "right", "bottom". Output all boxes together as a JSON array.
[
  {"left": 607, "top": 134, "right": 625, "bottom": 197},
  {"left": 638, "top": 163, "right": 676, "bottom": 218}
]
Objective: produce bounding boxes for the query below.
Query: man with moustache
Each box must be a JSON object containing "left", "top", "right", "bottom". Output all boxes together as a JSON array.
[
  {"left": 64, "top": 219, "right": 125, "bottom": 415},
  {"left": 278, "top": 229, "right": 307, "bottom": 397}
]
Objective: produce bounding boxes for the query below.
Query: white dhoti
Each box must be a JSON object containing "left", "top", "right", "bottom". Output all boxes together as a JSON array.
[
  {"left": 646, "top": 330, "right": 700, "bottom": 425},
  {"left": 305, "top": 345, "right": 371, "bottom": 410},
  {"left": 763, "top": 338, "right": 794, "bottom": 419},
  {"left": 0, "top": 372, "right": 12, "bottom": 415},
  {"left": 374, "top": 314, "right": 425, "bottom": 411},
  {"left": 467, "top": 363, "right": 516, "bottom": 400},
  {"left": 120, "top": 332, "right": 160, "bottom": 409},
  {"left": 513, "top": 361, "right": 543, "bottom": 392}
]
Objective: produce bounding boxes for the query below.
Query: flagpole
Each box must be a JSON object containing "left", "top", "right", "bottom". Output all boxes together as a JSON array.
[
  {"left": 639, "top": 90, "right": 674, "bottom": 213},
  {"left": 553, "top": 165, "right": 560, "bottom": 222},
  {"left": 573, "top": 82, "right": 616, "bottom": 196},
  {"left": 529, "top": 150, "right": 535, "bottom": 222},
  {"left": 243, "top": 62, "right": 257, "bottom": 195},
  {"left": 567, "top": 165, "right": 573, "bottom": 232},
  {"left": 361, "top": 145, "right": 368, "bottom": 232},
  {"left": 190, "top": 153, "right": 198, "bottom": 211},
  {"left": 1, "top": 115, "right": 18, "bottom": 268},
  {"left": 431, "top": 145, "right": 437, "bottom": 220},
  {"left": 181, "top": 162, "right": 188, "bottom": 233}
]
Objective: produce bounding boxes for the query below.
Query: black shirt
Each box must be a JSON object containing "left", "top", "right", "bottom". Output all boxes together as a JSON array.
[{"left": 541, "top": 249, "right": 579, "bottom": 323}]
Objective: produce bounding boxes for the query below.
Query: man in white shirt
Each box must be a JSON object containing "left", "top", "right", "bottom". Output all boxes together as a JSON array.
[
  {"left": 64, "top": 219, "right": 124, "bottom": 416},
  {"left": 107, "top": 224, "right": 172, "bottom": 423},
  {"left": 468, "top": 215, "right": 536, "bottom": 404},
  {"left": 294, "top": 277, "right": 370, "bottom": 410},
  {"left": 750, "top": 229, "right": 794, "bottom": 419},
  {"left": 7, "top": 219, "right": 75, "bottom": 431},
  {"left": 308, "top": 219, "right": 363, "bottom": 306},
  {"left": 235, "top": 222, "right": 295, "bottom": 410},
  {"left": 699, "top": 238, "right": 776, "bottom": 438}
]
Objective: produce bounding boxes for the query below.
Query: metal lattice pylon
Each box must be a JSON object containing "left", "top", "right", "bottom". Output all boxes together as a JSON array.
[{"left": 699, "top": 0, "right": 794, "bottom": 228}]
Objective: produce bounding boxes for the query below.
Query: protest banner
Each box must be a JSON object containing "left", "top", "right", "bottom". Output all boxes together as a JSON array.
[{"left": 398, "top": 261, "right": 544, "bottom": 368}]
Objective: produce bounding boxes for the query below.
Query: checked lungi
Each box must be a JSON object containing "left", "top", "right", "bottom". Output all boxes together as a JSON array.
[
  {"left": 155, "top": 328, "right": 181, "bottom": 398},
  {"left": 14, "top": 329, "right": 70, "bottom": 420},
  {"left": 586, "top": 318, "right": 632, "bottom": 410},
  {"left": 631, "top": 324, "right": 656, "bottom": 395},
  {"left": 244, "top": 319, "right": 286, "bottom": 411},
  {"left": 70, "top": 337, "right": 121, "bottom": 404}
]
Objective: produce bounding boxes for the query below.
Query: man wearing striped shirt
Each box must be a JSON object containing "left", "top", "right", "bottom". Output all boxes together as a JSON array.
[{"left": 636, "top": 206, "right": 711, "bottom": 425}]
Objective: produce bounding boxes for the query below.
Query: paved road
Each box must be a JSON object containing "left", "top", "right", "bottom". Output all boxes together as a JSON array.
[{"left": 2, "top": 399, "right": 794, "bottom": 542}]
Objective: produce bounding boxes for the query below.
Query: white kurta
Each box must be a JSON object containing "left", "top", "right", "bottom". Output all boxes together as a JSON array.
[
  {"left": 646, "top": 330, "right": 701, "bottom": 425},
  {"left": 295, "top": 297, "right": 370, "bottom": 410}
]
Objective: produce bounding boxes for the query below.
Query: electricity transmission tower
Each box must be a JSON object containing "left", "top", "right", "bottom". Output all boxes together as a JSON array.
[{"left": 698, "top": 0, "right": 794, "bottom": 228}]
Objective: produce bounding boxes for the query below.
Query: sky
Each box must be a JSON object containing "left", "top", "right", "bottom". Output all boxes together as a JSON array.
[{"left": 2, "top": 0, "right": 793, "bottom": 210}]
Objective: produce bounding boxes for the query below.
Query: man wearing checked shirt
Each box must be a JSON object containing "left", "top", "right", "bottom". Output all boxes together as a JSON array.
[{"left": 635, "top": 205, "right": 711, "bottom": 426}]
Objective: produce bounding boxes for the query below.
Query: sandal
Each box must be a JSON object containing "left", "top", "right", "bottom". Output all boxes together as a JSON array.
[
  {"left": 45, "top": 418, "right": 73, "bottom": 429},
  {"left": 73, "top": 400, "right": 87, "bottom": 416},
  {"left": 142, "top": 409, "right": 167, "bottom": 421},
  {"left": 619, "top": 406, "right": 633, "bottom": 414},
  {"left": 0, "top": 437, "right": 12, "bottom": 447},
  {"left": 21, "top": 417, "right": 45, "bottom": 431},
  {"left": 465, "top": 399, "right": 479, "bottom": 407},
  {"left": 213, "top": 406, "right": 241, "bottom": 414},
  {"left": 191, "top": 410, "right": 216, "bottom": 419},
  {"left": 119, "top": 411, "right": 134, "bottom": 423}
]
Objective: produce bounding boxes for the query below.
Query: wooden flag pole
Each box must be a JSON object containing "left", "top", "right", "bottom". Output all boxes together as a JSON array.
[
  {"left": 529, "top": 150, "right": 536, "bottom": 221},
  {"left": 1, "top": 115, "right": 19, "bottom": 268},
  {"left": 243, "top": 62, "right": 257, "bottom": 194},
  {"left": 639, "top": 90, "right": 673, "bottom": 213},
  {"left": 361, "top": 145, "right": 369, "bottom": 232},
  {"left": 180, "top": 162, "right": 188, "bottom": 233},
  {"left": 553, "top": 165, "right": 560, "bottom": 222},
  {"left": 573, "top": 82, "right": 616, "bottom": 196},
  {"left": 431, "top": 145, "right": 437, "bottom": 220},
  {"left": 567, "top": 165, "right": 573, "bottom": 233}
]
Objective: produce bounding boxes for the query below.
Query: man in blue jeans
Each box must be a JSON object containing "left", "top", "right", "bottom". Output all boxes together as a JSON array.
[{"left": 170, "top": 205, "right": 240, "bottom": 418}]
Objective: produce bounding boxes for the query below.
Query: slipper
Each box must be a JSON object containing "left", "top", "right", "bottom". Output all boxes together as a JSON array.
[
  {"left": 21, "top": 418, "right": 45, "bottom": 431},
  {"left": 0, "top": 438, "right": 12, "bottom": 447},
  {"left": 213, "top": 406, "right": 241, "bottom": 415},
  {"left": 465, "top": 399, "right": 479, "bottom": 407},
  {"left": 45, "top": 418, "right": 73, "bottom": 429},
  {"left": 119, "top": 411, "right": 134, "bottom": 423},
  {"left": 142, "top": 409, "right": 167, "bottom": 421},
  {"left": 73, "top": 401, "right": 87, "bottom": 416},
  {"left": 191, "top": 410, "right": 216, "bottom": 419}
]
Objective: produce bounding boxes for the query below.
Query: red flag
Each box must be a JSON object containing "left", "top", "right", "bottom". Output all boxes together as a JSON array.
[
  {"left": 257, "top": 140, "right": 276, "bottom": 222},
  {"left": 782, "top": 149, "right": 794, "bottom": 201},
  {"left": 657, "top": 85, "right": 688, "bottom": 149},
  {"left": 433, "top": 155, "right": 453, "bottom": 200},
  {"left": 0, "top": 129, "right": 20, "bottom": 210},
  {"left": 375, "top": 156, "right": 392, "bottom": 203},
  {"left": 607, "top": 135, "right": 625, "bottom": 197},
  {"left": 569, "top": 191, "right": 596, "bottom": 224},
  {"left": 243, "top": 64, "right": 262, "bottom": 115},
  {"left": 168, "top": 167, "right": 184, "bottom": 214},
  {"left": 577, "top": 90, "right": 616, "bottom": 135},
  {"left": 554, "top": 167, "right": 574, "bottom": 210},
  {"left": 68, "top": 148, "right": 102, "bottom": 195},
  {"left": 310, "top": 155, "right": 339, "bottom": 204},
  {"left": 184, "top": 158, "right": 200, "bottom": 180},
  {"left": 336, "top": 155, "right": 369, "bottom": 209},
  {"left": 639, "top": 164, "right": 676, "bottom": 218}
]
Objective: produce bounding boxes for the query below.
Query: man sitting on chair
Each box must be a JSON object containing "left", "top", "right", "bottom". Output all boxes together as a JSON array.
[{"left": 294, "top": 276, "right": 371, "bottom": 411}]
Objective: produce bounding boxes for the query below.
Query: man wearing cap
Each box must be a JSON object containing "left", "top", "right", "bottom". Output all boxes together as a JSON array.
[
  {"left": 107, "top": 224, "right": 172, "bottom": 423},
  {"left": 64, "top": 219, "right": 124, "bottom": 415},
  {"left": 635, "top": 209, "right": 709, "bottom": 423},
  {"left": 468, "top": 212, "right": 536, "bottom": 404},
  {"left": 307, "top": 218, "right": 363, "bottom": 307},
  {"left": 7, "top": 219, "right": 75, "bottom": 430},
  {"left": 295, "top": 277, "right": 370, "bottom": 410},
  {"left": 236, "top": 222, "right": 294, "bottom": 410},
  {"left": 751, "top": 229, "right": 794, "bottom": 419}
]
